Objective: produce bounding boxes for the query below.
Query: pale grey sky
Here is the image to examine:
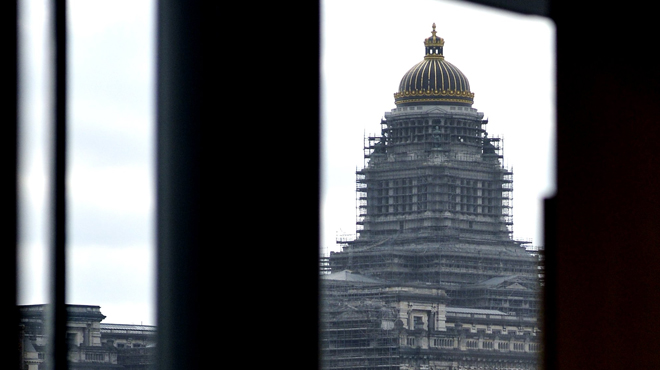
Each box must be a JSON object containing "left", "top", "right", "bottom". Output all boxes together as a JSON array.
[{"left": 18, "top": 0, "right": 156, "bottom": 325}]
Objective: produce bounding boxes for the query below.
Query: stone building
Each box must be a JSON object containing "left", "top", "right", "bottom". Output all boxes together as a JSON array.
[
  {"left": 322, "top": 24, "right": 542, "bottom": 370},
  {"left": 19, "top": 304, "right": 155, "bottom": 370},
  {"left": 322, "top": 273, "right": 539, "bottom": 370}
]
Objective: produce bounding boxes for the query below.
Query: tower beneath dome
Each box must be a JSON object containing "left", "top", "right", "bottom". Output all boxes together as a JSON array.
[
  {"left": 323, "top": 24, "right": 541, "bottom": 370},
  {"left": 330, "top": 23, "right": 538, "bottom": 289}
]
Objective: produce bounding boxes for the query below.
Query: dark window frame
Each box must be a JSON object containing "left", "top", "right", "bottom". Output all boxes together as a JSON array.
[{"left": 6, "top": 1, "right": 659, "bottom": 369}]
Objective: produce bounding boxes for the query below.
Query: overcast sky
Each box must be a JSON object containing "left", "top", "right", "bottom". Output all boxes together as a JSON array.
[
  {"left": 321, "top": 0, "right": 556, "bottom": 255},
  {"left": 18, "top": 0, "right": 156, "bottom": 325},
  {"left": 16, "top": 0, "right": 555, "bottom": 326}
]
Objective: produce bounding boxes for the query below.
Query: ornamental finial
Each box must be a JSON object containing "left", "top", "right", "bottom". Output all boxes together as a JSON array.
[{"left": 424, "top": 22, "right": 444, "bottom": 57}]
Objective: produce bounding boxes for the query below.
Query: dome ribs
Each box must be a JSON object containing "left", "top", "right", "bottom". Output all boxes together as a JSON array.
[{"left": 392, "top": 25, "right": 475, "bottom": 106}]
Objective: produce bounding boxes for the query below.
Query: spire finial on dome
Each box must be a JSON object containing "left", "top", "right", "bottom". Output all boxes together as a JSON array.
[{"left": 424, "top": 23, "right": 444, "bottom": 58}]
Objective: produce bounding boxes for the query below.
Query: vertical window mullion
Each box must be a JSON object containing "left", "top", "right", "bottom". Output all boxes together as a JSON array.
[
  {"left": 1, "top": 0, "right": 19, "bottom": 368},
  {"left": 47, "top": 0, "right": 68, "bottom": 369}
]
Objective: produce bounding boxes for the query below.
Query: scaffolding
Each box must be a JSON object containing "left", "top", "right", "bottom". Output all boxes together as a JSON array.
[
  {"left": 321, "top": 281, "right": 400, "bottom": 370},
  {"left": 354, "top": 112, "right": 514, "bottom": 242},
  {"left": 320, "top": 256, "right": 331, "bottom": 275},
  {"left": 525, "top": 245, "right": 545, "bottom": 287},
  {"left": 446, "top": 276, "right": 541, "bottom": 318},
  {"left": 325, "top": 107, "right": 540, "bottom": 369},
  {"left": 330, "top": 243, "right": 537, "bottom": 286},
  {"left": 320, "top": 277, "right": 541, "bottom": 370}
]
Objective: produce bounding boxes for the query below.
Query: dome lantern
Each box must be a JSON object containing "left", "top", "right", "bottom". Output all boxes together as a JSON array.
[{"left": 424, "top": 23, "right": 445, "bottom": 57}]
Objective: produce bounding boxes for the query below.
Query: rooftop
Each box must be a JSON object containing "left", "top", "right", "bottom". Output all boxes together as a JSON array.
[
  {"left": 445, "top": 307, "right": 508, "bottom": 315},
  {"left": 101, "top": 323, "right": 156, "bottom": 333}
]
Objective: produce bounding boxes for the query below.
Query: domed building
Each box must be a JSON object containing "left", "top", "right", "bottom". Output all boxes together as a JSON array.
[
  {"left": 332, "top": 24, "right": 533, "bottom": 265},
  {"left": 322, "top": 25, "right": 541, "bottom": 370}
]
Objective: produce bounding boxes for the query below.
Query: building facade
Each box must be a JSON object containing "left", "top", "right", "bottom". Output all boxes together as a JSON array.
[
  {"left": 322, "top": 24, "right": 542, "bottom": 370},
  {"left": 19, "top": 304, "right": 155, "bottom": 370},
  {"left": 322, "top": 275, "right": 539, "bottom": 370}
]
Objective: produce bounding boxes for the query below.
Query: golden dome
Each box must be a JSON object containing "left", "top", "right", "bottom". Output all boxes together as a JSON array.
[{"left": 394, "top": 23, "right": 475, "bottom": 107}]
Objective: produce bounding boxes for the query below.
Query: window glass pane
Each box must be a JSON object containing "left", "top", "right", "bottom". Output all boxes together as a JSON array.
[
  {"left": 68, "top": 0, "right": 156, "bottom": 326},
  {"left": 321, "top": 0, "right": 554, "bottom": 368},
  {"left": 18, "top": 0, "right": 157, "bottom": 367},
  {"left": 322, "top": 0, "right": 555, "bottom": 253},
  {"left": 18, "top": 0, "right": 50, "bottom": 311}
]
